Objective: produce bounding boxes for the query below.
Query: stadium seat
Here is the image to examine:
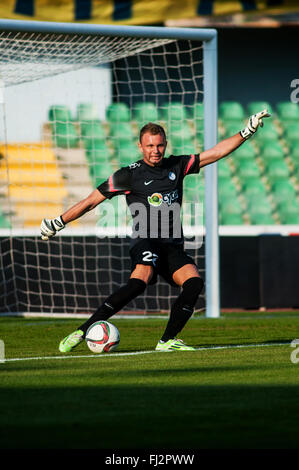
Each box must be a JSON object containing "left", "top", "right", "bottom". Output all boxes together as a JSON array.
[
  {"left": 217, "top": 159, "right": 231, "bottom": 178},
  {"left": 242, "top": 178, "right": 268, "bottom": 198},
  {"left": 51, "top": 122, "right": 79, "bottom": 148},
  {"left": 219, "top": 101, "right": 245, "bottom": 122},
  {"left": 77, "top": 103, "right": 99, "bottom": 121},
  {"left": 48, "top": 105, "right": 72, "bottom": 122},
  {"left": 253, "top": 122, "right": 280, "bottom": 147},
  {"left": 247, "top": 101, "right": 274, "bottom": 116},
  {"left": 170, "top": 122, "right": 193, "bottom": 147},
  {"left": 271, "top": 179, "right": 296, "bottom": 205},
  {"left": 233, "top": 142, "right": 256, "bottom": 163},
  {"left": 277, "top": 199, "right": 299, "bottom": 224},
  {"left": 160, "top": 102, "right": 187, "bottom": 122},
  {"left": 133, "top": 102, "right": 159, "bottom": 124},
  {"left": 117, "top": 146, "right": 140, "bottom": 165},
  {"left": 0, "top": 213, "right": 11, "bottom": 228},
  {"left": 250, "top": 212, "right": 276, "bottom": 225},
  {"left": 218, "top": 177, "right": 238, "bottom": 198},
  {"left": 246, "top": 195, "right": 274, "bottom": 224},
  {"left": 90, "top": 162, "right": 113, "bottom": 184},
  {"left": 86, "top": 148, "right": 110, "bottom": 164},
  {"left": 223, "top": 121, "right": 244, "bottom": 138},
  {"left": 236, "top": 160, "right": 261, "bottom": 181},
  {"left": 289, "top": 144, "right": 299, "bottom": 166},
  {"left": 265, "top": 160, "right": 290, "bottom": 184},
  {"left": 276, "top": 102, "right": 299, "bottom": 122},
  {"left": 173, "top": 143, "right": 196, "bottom": 155},
  {"left": 220, "top": 212, "right": 244, "bottom": 225},
  {"left": 109, "top": 122, "right": 135, "bottom": 143},
  {"left": 106, "top": 102, "right": 131, "bottom": 122},
  {"left": 284, "top": 123, "right": 299, "bottom": 145},
  {"left": 80, "top": 120, "right": 106, "bottom": 141},
  {"left": 259, "top": 142, "right": 285, "bottom": 164}
]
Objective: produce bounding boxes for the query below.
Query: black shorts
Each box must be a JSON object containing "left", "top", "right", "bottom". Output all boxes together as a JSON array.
[{"left": 129, "top": 239, "right": 198, "bottom": 287}]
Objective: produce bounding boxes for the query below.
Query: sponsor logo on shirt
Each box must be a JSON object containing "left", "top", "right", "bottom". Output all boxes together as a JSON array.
[
  {"left": 168, "top": 171, "right": 176, "bottom": 181},
  {"left": 148, "top": 190, "right": 179, "bottom": 207}
]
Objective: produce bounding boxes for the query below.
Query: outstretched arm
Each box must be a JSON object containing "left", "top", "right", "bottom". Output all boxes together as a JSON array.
[
  {"left": 40, "top": 189, "right": 106, "bottom": 240},
  {"left": 199, "top": 109, "right": 271, "bottom": 169}
]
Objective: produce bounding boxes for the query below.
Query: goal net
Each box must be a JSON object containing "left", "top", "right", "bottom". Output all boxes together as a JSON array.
[{"left": 0, "top": 21, "right": 218, "bottom": 317}]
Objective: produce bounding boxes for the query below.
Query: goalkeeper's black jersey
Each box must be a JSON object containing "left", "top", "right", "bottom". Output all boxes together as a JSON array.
[{"left": 97, "top": 154, "right": 200, "bottom": 247}]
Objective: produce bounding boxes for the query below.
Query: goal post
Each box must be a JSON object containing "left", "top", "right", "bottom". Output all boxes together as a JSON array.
[{"left": 0, "top": 19, "right": 219, "bottom": 318}]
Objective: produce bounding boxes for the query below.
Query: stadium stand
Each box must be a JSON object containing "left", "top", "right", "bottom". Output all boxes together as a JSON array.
[{"left": 1, "top": 100, "right": 298, "bottom": 229}]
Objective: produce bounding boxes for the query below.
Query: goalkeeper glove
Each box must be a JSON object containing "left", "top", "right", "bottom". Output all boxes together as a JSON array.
[
  {"left": 240, "top": 109, "right": 271, "bottom": 140},
  {"left": 40, "top": 216, "right": 65, "bottom": 240}
]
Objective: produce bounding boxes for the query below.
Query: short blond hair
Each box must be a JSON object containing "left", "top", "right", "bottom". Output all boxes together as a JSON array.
[{"left": 139, "top": 122, "right": 166, "bottom": 143}]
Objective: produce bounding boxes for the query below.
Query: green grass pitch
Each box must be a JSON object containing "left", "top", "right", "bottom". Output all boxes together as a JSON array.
[{"left": 1, "top": 311, "right": 299, "bottom": 450}]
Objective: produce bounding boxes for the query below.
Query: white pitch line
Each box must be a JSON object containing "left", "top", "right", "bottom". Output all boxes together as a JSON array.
[{"left": 1, "top": 342, "right": 289, "bottom": 363}]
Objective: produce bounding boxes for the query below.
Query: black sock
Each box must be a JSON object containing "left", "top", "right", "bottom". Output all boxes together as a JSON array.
[
  {"left": 79, "top": 278, "right": 146, "bottom": 336},
  {"left": 161, "top": 277, "right": 204, "bottom": 342}
]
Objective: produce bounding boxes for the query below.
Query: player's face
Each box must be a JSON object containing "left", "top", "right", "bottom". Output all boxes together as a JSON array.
[{"left": 139, "top": 132, "right": 167, "bottom": 167}]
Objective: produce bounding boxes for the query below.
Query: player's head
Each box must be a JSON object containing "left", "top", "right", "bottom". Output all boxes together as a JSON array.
[{"left": 139, "top": 122, "right": 167, "bottom": 167}]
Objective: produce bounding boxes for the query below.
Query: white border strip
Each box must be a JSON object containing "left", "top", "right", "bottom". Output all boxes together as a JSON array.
[
  {"left": 0, "top": 225, "right": 299, "bottom": 238},
  {"left": 2, "top": 341, "right": 288, "bottom": 363}
]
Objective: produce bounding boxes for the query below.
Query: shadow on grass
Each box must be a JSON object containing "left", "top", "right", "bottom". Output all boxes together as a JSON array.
[{"left": 0, "top": 384, "right": 299, "bottom": 450}]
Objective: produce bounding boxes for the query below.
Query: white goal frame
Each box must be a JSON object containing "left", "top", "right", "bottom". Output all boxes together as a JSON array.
[{"left": 0, "top": 19, "right": 219, "bottom": 318}]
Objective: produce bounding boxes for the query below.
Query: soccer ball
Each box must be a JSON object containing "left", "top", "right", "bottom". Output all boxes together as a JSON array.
[{"left": 85, "top": 321, "right": 120, "bottom": 353}]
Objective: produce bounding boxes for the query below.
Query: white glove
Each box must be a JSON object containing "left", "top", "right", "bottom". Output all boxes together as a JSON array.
[
  {"left": 240, "top": 109, "right": 271, "bottom": 140},
  {"left": 40, "top": 216, "right": 65, "bottom": 240}
]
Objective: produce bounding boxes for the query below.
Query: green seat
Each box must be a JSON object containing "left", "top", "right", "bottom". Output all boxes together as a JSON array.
[
  {"left": 265, "top": 160, "right": 289, "bottom": 183},
  {"left": 242, "top": 178, "right": 267, "bottom": 198},
  {"left": 237, "top": 160, "right": 261, "bottom": 180},
  {"left": 289, "top": 144, "right": 299, "bottom": 166},
  {"left": 223, "top": 121, "right": 244, "bottom": 138},
  {"left": 86, "top": 148, "right": 110, "bottom": 164},
  {"left": 80, "top": 120, "right": 106, "bottom": 140},
  {"left": 106, "top": 103, "right": 130, "bottom": 122},
  {"left": 271, "top": 179, "right": 296, "bottom": 204},
  {"left": 219, "top": 101, "right": 245, "bottom": 122},
  {"left": 51, "top": 122, "right": 79, "bottom": 148},
  {"left": 77, "top": 103, "right": 99, "bottom": 121},
  {"left": 259, "top": 142, "right": 285, "bottom": 164},
  {"left": 117, "top": 146, "right": 140, "bottom": 165},
  {"left": 250, "top": 213, "right": 275, "bottom": 225},
  {"left": 246, "top": 195, "right": 274, "bottom": 224},
  {"left": 253, "top": 122, "right": 279, "bottom": 146},
  {"left": 276, "top": 102, "right": 299, "bottom": 122},
  {"left": 284, "top": 123, "right": 299, "bottom": 145},
  {"left": 170, "top": 122, "right": 193, "bottom": 147},
  {"left": 278, "top": 199, "right": 299, "bottom": 224},
  {"left": 90, "top": 163, "right": 113, "bottom": 185},
  {"left": 217, "top": 159, "right": 231, "bottom": 178},
  {"left": 109, "top": 122, "right": 134, "bottom": 143},
  {"left": 220, "top": 197, "right": 242, "bottom": 215},
  {"left": 220, "top": 212, "right": 244, "bottom": 225},
  {"left": 173, "top": 143, "right": 195, "bottom": 155},
  {"left": 48, "top": 105, "right": 72, "bottom": 122},
  {"left": 218, "top": 177, "right": 238, "bottom": 198},
  {"left": 134, "top": 102, "right": 158, "bottom": 124},
  {"left": 190, "top": 103, "right": 204, "bottom": 132},
  {"left": 247, "top": 101, "right": 273, "bottom": 116},
  {"left": 234, "top": 142, "right": 256, "bottom": 162},
  {"left": 0, "top": 214, "right": 11, "bottom": 228},
  {"left": 160, "top": 102, "right": 187, "bottom": 122}
]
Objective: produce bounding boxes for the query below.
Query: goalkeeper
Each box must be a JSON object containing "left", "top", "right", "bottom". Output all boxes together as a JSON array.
[{"left": 41, "top": 109, "right": 270, "bottom": 352}]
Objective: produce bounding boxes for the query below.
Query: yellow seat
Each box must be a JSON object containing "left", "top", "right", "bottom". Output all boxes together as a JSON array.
[
  {"left": 0, "top": 143, "right": 56, "bottom": 165},
  {"left": 8, "top": 185, "right": 68, "bottom": 202}
]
